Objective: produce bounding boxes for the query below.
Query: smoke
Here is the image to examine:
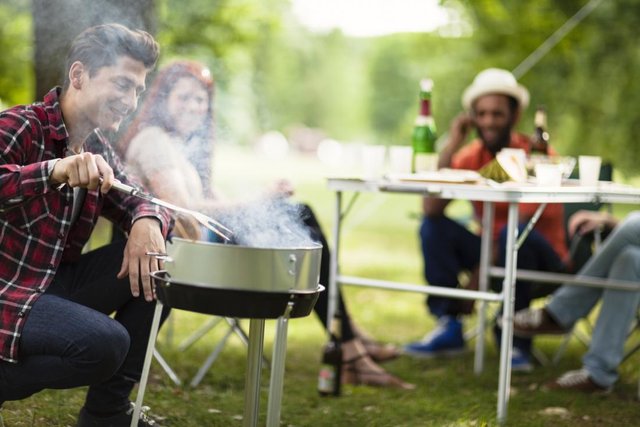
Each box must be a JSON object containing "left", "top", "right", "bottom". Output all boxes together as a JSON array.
[{"left": 220, "top": 197, "right": 315, "bottom": 249}]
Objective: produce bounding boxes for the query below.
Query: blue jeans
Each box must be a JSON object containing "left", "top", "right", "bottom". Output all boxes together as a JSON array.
[
  {"left": 420, "top": 215, "right": 565, "bottom": 354},
  {"left": 547, "top": 212, "right": 640, "bottom": 387},
  {"left": 0, "top": 241, "right": 167, "bottom": 414}
]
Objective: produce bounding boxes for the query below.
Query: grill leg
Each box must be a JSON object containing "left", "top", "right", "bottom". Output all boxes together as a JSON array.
[
  {"left": 130, "top": 301, "right": 164, "bottom": 427},
  {"left": 266, "top": 302, "right": 294, "bottom": 427},
  {"left": 243, "top": 319, "right": 265, "bottom": 427}
]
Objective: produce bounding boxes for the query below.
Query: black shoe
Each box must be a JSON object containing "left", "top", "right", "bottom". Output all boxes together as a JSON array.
[{"left": 77, "top": 403, "right": 161, "bottom": 427}]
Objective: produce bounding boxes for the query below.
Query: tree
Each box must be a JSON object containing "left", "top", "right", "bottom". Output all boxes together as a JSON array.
[{"left": 0, "top": 0, "right": 32, "bottom": 106}]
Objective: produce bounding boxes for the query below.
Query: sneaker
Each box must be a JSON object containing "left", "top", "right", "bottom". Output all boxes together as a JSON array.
[
  {"left": 510, "top": 348, "right": 533, "bottom": 373},
  {"left": 544, "top": 369, "right": 612, "bottom": 394},
  {"left": 511, "top": 308, "right": 568, "bottom": 337},
  {"left": 77, "top": 402, "right": 161, "bottom": 427},
  {"left": 403, "top": 316, "right": 465, "bottom": 358}
]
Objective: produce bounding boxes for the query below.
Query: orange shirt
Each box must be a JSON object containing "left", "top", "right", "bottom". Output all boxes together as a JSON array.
[{"left": 451, "top": 133, "right": 568, "bottom": 260}]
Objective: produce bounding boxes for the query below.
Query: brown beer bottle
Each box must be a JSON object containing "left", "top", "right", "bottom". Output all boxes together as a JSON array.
[
  {"left": 531, "top": 105, "right": 550, "bottom": 155},
  {"left": 317, "top": 316, "right": 342, "bottom": 396}
]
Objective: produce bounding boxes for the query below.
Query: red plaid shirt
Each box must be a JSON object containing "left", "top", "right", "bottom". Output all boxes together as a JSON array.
[{"left": 0, "top": 88, "right": 172, "bottom": 362}]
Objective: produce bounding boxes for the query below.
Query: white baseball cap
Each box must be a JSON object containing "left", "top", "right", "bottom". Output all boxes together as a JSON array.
[{"left": 461, "top": 68, "right": 529, "bottom": 111}]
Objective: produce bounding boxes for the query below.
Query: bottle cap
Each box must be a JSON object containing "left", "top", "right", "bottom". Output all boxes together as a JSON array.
[{"left": 420, "top": 78, "right": 434, "bottom": 92}]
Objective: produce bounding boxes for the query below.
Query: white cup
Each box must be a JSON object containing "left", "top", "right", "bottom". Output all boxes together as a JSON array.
[
  {"left": 535, "top": 163, "right": 563, "bottom": 186},
  {"left": 361, "top": 145, "right": 386, "bottom": 179},
  {"left": 414, "top": 153, "right": 439, "bottom": 173},
  {"left": 388, "top": 146, "right": 413, "bottom": 174},
  {"left": 578, "top": 155, "right": 602, "bottom": 186}
]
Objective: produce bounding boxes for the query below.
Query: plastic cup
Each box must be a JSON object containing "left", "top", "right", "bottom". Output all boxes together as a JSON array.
[
  {"left": 578, "top": 155, "right": 602, "bottom": 186},
  {"left": 414, "top": 153, "right": 439, "bottom": 173},
  {"left": 534, "top": 163, "right": 563, "bottom": 186},
  {"left": 361, "top": 145, "right": 386, "bottom": 179},
  {"left": 388, "top": 146, "right": 413, "bottom": 174}
]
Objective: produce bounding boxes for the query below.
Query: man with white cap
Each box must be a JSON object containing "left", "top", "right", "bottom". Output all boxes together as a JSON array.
[{"left": 404, "top": 68, "right": 568, "bottom": 372}]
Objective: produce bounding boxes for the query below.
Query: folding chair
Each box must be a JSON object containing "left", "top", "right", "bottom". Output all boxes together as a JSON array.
[
  {"left": 465, "top": 163, "right": 615, "bottom": 365},
  {"left": 155, "top": 314, "right": 269, "bottom": 387}
]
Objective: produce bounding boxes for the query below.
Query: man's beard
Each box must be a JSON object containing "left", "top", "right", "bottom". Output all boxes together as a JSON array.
[{"left": 477, "top": 124, "right": 513, "bottom": 156}]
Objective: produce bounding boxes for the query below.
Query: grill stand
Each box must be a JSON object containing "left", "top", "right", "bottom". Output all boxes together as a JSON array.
[{"left": 131, "top": 300, "right": 294, "bottom": 427}]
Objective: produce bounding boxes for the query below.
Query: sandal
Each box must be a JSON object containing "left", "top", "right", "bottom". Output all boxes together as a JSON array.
[
  {"left": 349, "top": 320, "right": 401, "bottom": 363},
  {"left": 341, "top": 354, "right": 415, "bottom": 390},
  {"left": 362, "top": 339, "right": 401, "bottom": 363}
]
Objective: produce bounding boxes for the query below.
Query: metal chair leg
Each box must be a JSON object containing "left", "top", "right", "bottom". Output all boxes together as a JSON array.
[
  {"left": 153, "top": 349, "right": 182, "bottom": 386},
  {"left": 190, "top": 323, "right": 237, "bottom": 387},
  {"left": 179, "top": 316, "right": 224, "bottom": 351}
]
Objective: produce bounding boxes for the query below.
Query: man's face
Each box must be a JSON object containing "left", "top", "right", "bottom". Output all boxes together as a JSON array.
[
  {"left": 471, "top": 94, "right": 517, "bottom": 153},
  {"left": 78, "top": 56, "right": 148, "bottom": 132}
]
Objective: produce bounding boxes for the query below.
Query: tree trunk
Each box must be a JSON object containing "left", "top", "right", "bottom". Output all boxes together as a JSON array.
[{"left": 32, "top": 0, "right": 156, "bottom": 100}]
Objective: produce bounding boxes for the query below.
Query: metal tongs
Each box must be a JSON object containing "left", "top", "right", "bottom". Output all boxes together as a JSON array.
[{"left": 111, "top": 180, "right": 233, "bottom": 242}]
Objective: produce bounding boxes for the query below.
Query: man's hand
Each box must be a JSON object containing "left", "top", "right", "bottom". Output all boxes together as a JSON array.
[
  {"left": 567, "top": 210, "right": 617, "bottom": 238},
  {"left": 50, "top": 153, "right": 114, "bottom": 193},
  {"left": 118, "top": 217, "right": 166, "bottom": 301},
  {"left": 269, "top": 179, "right": 294, "bottom": 198},
  {"left": 436, "top": 112, "right": 475, "bottom": 172},
  {"left": 449, "top": 113, "right": 475, "bottom": 151}
]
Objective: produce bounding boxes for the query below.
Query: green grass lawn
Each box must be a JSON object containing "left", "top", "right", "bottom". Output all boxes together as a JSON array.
[{"left": 3, "top": 146, "right": 640, "bottom": 426}]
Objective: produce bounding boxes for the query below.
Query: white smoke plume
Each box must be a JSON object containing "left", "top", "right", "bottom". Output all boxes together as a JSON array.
[{"left": 219, "top": 197, "right": 315, "bottom": 249}]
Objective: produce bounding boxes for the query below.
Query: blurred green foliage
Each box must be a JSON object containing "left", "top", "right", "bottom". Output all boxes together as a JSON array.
[
  {"left": 0, "top": 0, "right": 33, "bottom": 107},
  {"left": 0, "top": 0, "right": 639, "bottom": 174}
]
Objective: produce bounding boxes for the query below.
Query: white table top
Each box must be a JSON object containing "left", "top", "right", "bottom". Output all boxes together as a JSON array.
[{"left": 327, "top": 176, "right": 640, "bottom": 205}]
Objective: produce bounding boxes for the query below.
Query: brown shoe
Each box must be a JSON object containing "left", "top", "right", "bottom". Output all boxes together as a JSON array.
[
  {"left": 342, "top": 354, "right": 415, "bottom": 390},
  {"left": 511, "top": 308, "right": 568, "bottom": 337},
  {"left": 544, "top": 369, "right": 612, "bottom": 394}
]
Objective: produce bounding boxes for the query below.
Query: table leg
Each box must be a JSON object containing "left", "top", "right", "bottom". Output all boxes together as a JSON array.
[
  {"left": 327, "top": 191, "right": 342, "bottom": 329},
  {"left": 497, "top": 202, "right": 519, "bottom": 424},
  {"left": 243, "top": 319, "right": 266, "bottom": 427},
  {"left": 475, "top": 201, "right": 494, "bottom": 375}
]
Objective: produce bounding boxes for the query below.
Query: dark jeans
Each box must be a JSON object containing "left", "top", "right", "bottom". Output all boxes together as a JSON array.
[
  {"left": 420, "top": 215, "right": 565, "bottom": 355},
  {"left": 299, "top": 204, "right": 355, "bottom": 341},
  {"left": 0, "top": 241, "right": 166, "bottom": 414}
]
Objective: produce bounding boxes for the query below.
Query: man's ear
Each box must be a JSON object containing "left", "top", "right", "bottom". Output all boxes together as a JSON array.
[{"left": 69, "top": 61, "right": 85, "bottom": 90}]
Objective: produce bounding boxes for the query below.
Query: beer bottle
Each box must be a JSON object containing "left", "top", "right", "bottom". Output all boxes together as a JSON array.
[
  {"left": 412, "top": 78, "right": 438, "bottom": 173},
  {"left": 317, "top": 316, "right": 342, "bottom": 396},
  {"left": 531, "top": 105, "right": 550, "bottom": 155}
]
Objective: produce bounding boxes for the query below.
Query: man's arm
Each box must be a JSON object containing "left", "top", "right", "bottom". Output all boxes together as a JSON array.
[{"left": 422, "top": 112, "right": 475, "bottom": 217}]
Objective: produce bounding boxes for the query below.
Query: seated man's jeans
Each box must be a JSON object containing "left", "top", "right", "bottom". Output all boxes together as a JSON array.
[
  {"left": 547, "top": 212, "right": 640, "bottom": 387},
  {"left": 0, "top": 241, "right": 168, "bottom": 414},
  {"left": 420, "top": 215, "right": 565, "bottom": 354}
]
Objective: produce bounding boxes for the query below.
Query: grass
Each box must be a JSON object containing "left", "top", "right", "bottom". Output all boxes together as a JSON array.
[{"left": 2, "top": 145, "right": 640, "bottom": 426}]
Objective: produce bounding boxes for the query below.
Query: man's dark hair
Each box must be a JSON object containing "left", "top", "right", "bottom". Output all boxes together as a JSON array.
[{"left": 62, "top": 23, "right": 159, "bottom": 90}]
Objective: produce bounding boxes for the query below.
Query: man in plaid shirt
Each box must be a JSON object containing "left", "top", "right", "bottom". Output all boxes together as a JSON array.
[{"left": 0, "top": 24, "right": 173, "bottom": 426}]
